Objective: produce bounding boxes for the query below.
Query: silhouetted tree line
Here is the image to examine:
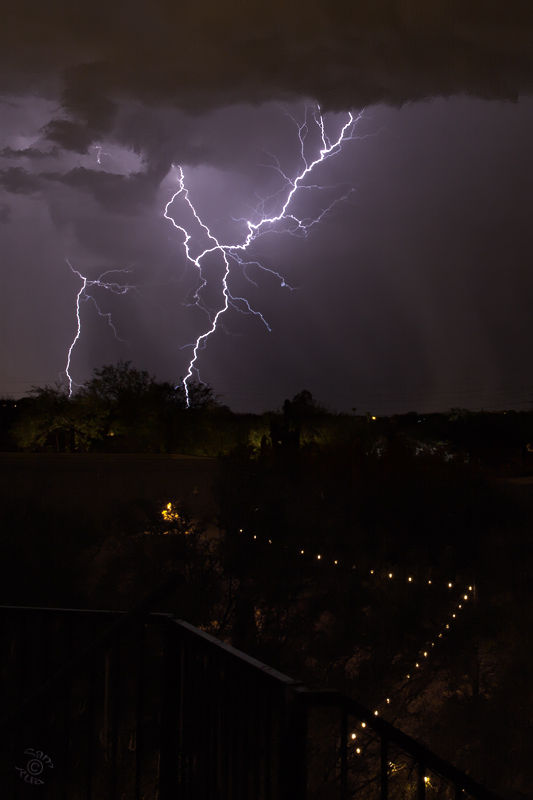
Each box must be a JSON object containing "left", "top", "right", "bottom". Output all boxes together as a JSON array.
[
  {"left": 4, "top": 363, "right": 533, "bottom": 473},
  {"left": 5, "top": 361, "right": 233, "bottom": 454},
  {"left": 4, "top": 361, "right": 533, "bottom": 472}
]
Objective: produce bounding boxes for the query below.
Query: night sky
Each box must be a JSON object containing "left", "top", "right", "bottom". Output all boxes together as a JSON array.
[{"left": 2, "top": 2, "right": 533, "bottom": 414}]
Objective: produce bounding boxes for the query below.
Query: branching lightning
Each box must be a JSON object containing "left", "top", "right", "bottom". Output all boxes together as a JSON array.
[
  {"left": 64, "top": 259, "right": 132, "bottom": 394},
  {"left": 164, "top": 105, "right": 364, "bottom": 404},
  {"left": 65, "top": 106, "right": 364, "bottom": 400}
]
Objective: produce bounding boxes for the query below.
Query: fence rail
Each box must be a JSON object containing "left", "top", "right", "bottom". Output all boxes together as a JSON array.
[{"left": 0, "top": 599, "right": 505, "bottom": 799}]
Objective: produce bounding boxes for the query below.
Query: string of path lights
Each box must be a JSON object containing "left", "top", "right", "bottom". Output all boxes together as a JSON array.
[
  {"left": 241, "top": 520, "right": 476, "bottom": 780},
  {"left": 245, "top": 526, "right": 475, "bottom": 718},
  {"left": 349, "top": 578, "right": 473, "bottom": 784},
  {"left": 161, "top": 504, "right": 474, "bottom": 733}
]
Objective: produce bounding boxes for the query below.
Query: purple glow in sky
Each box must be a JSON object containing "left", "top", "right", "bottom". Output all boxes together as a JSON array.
[{"left": 2, "top": 2, "right": 533, "bottom": 413}]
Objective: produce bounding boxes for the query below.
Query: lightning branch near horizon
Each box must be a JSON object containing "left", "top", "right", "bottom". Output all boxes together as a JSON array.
[
  {"left": 164, "top": 105, "right": 365, "bottom": 405},
  {"left": 64, "top": 259, "right": 133, "bottom": 395}
]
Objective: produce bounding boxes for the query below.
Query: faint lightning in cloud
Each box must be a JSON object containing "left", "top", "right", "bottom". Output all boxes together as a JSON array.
[
  {"left": 92, "top": 144, "right": 132, "bottom": 174},
  {"left": 164, "top": 105, "right": 364, "bottom": 404}
]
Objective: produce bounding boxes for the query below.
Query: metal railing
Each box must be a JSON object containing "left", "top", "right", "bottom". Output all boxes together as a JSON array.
[
  {"left": 296, "top": 690, "right": 504, "bottom": 800},
  {"left": 0, "top": 597, "right": 505, "bottom": 799}
]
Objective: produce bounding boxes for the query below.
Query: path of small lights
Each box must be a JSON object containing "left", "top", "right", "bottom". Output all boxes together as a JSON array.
[
  {"left": 245, "top": 526, "right": 475, "bottom": 741},
  {"left": 163, "top": 106, "right": 365, "bottom": 405},
  {"left": 163, "top": 501, "right": 474, "bottom": 781}
]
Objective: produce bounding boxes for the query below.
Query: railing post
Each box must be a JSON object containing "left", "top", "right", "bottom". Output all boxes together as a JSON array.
[
  {"left": 284, "top": 686, "right": 307, "bottom": 800},
  {"left": 418, "top": 762, "right": 426, "bottom": 799},
  {"left": 159, "top": 618, "right": 181, "bottom": 800},
  {"left": 381, "top": 737, "right": 389, "bottom": 800},
  {"left": 134, "top": 621, "right": 146, "bottom": 800},
  {"left": 109, "top": 641, "right": 121, "bottom": 800},
  {"left": 340, "top": 706, "right": 348, "bottom": 799},
  {"left": 85, "top": 656, "right": 97, "bottom": 800}
]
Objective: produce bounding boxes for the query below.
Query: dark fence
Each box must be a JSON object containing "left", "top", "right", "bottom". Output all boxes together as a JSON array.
[{"left": 0, "top": 598, "right": 504, "bottom": 800}]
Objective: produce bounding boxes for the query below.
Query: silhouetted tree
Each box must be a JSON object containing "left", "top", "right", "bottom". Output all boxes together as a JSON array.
[
  {"left": 11, "top": 362, "right": 225, "bottom": 453},
  {"left": 12, "top": 384, "right": 104, "bottom": 451}
]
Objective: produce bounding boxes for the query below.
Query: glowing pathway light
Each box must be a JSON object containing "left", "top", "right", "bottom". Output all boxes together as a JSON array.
[{"left": 164, "top": 106, "right": 365, "bottom": 405}]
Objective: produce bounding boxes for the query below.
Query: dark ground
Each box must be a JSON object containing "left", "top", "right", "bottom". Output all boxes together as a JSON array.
[{"left": 0, "top": 453, "right": 220, "bottom": 520}]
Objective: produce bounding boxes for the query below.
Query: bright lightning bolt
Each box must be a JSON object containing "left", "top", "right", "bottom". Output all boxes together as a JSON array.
[
  {"left": 164, "top": 105, "right": 364, "bottom": 405},
  {"left": 62, "top": 144, "right": 151, "bottom": 393},
  {"left": 64, "top": 259, "right": 133, "bottom": 395}
]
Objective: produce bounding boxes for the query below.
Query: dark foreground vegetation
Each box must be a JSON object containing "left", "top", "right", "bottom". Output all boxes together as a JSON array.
[{"left": 2, "top": 363, "right": 533, "bottom": 796}]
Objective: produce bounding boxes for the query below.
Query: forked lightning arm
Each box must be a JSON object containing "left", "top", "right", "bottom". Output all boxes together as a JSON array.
[
  {"left": 164, "top": 106, "right": 364, "bottom": 404},
  {"left": 65, "top": 260, "right": 132, "bottom": 394}
]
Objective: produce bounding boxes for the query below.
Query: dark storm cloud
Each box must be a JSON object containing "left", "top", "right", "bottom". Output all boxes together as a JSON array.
[
  {"left": 40, "top": 119, "right": 99, "bottom": 155},
  {"left": 2, "top": 0, "right": 533, "bottom": 129},
  {"left": 43, "top": 167, "right": 159, "bottom": 214},
  {"left": 0, "top": 145, "right": 59, "bottom": 160},
  {"left": 0, "top": 167, "right": 43, "bottom": 194}
]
